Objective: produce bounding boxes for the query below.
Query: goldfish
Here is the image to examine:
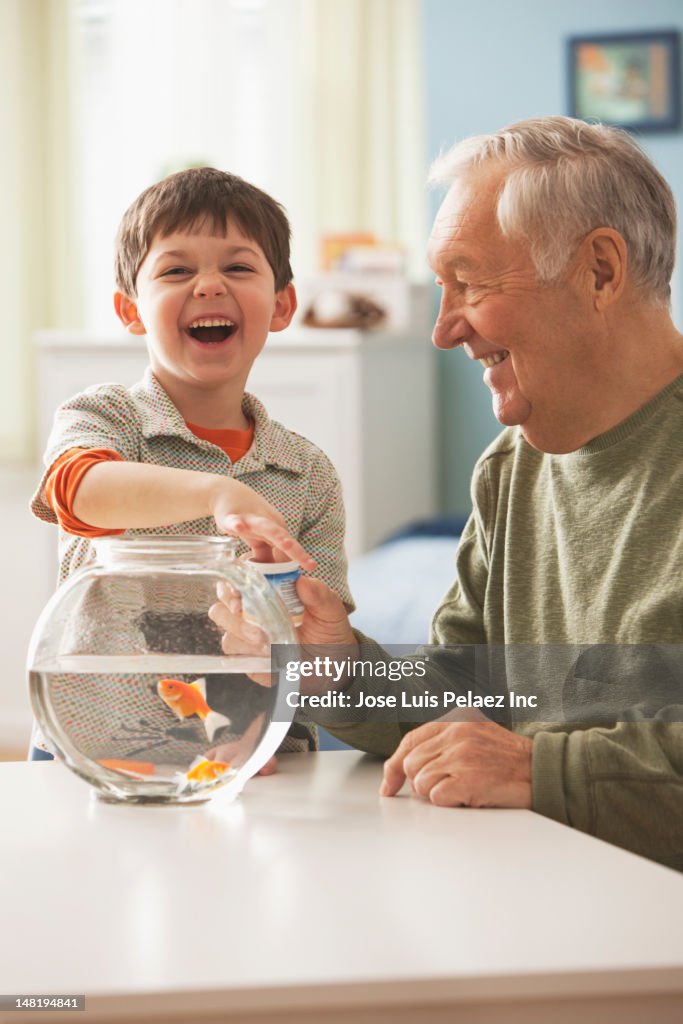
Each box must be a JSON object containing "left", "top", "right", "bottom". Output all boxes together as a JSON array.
[
  {"left": 157, "top": 677, "right": 232, "bottom": 742},
  {"left": 186, "top": 757, "right": 232, "bottom": 783}
]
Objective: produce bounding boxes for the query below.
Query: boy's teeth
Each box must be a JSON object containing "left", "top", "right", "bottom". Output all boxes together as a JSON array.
[
  {"left": 479, "top": 351, "right": 509, "bottom": 368},
  {"left": 188, "top": 318, "right": 235, "bottom": 329}
]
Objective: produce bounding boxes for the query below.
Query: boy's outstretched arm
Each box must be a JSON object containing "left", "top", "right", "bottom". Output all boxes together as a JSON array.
[{"left": 71, "top": 460, "right": 315, "bottom": 568}]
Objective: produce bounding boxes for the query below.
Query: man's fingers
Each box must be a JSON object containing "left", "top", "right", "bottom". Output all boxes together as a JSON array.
[
  {"left": 425, "top": 773, "right": 469, "bottom": 807},
  {"left": 208, "top": 598, "right": 261, "bottom": 639},
  {"left": 379, "top": 756, "right": 407, "bottom": 797},
  {"left": 216, "top": 580, "right": 240, "bottom": 602},
  {"left": 296, "top": 577, "right": 357, "bottom": 648},
  {"left": 208, "top": 601, "right": 268, "bottom": 656},
  {"left": 296, "top": 576, "right": 345, "bottom": 620},
  {"left": 256, "top": 755, "right": 277, "bottom": 776},
  {"left": 382, "top": 722, "right": 533, "bottom": 808},
  {"left": 380, "top": 722, "right": 456, "bottom": 798},
  {"left": 401, "top": 743, "right": 446, "bottom": 787}
]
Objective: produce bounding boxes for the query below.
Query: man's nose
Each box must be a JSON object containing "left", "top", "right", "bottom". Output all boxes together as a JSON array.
[
  {"left": 431, "top": 299, "right": 470, "bottom": 350},
  {"left": 194, "top": 271, "right": 228, "bottom": 298}
]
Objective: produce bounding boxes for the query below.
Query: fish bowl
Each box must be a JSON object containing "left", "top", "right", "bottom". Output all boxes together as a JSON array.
[{"left": 27, "top": 536, "right": 299, "bottom": 804}]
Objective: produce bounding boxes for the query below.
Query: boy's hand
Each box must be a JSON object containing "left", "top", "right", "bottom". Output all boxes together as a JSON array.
[{"left": 210, "top": 479, "right": 315, "bottom": 569}]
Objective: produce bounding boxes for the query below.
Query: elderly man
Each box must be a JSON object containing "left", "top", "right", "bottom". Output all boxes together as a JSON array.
[{"left": 214, "top": 116, "right": 683, "bottom": 867}]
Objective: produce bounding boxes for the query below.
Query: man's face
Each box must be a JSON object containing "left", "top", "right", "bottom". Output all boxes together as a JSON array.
[
  {"left": 427, "top": 166, "right": 596, "bottom": 453},
  {"left": 118, "top": 219, "right": 295, "bottom": 407}
]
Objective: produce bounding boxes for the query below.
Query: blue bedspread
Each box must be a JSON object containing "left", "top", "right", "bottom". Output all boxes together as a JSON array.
[{"left": 348, "top": 518, "right": 463, "bottom": 646}]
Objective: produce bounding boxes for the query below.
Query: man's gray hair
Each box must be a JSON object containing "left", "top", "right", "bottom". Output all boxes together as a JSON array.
[{"left": 429, "top": 116, "right": 676, "bottom": 307}]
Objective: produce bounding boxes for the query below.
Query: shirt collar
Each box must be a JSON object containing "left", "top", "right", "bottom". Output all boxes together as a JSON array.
[{"left": 131, "top": 368, "right": 305, "bottom": 474}]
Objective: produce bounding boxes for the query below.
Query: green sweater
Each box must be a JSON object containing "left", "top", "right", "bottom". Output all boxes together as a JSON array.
[{"left": 322, "top": 373, "right": 683, "bottom": 869}]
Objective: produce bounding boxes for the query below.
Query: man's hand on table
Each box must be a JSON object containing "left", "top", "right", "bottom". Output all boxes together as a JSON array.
[{"left": 380, "top": 719, "right": 533, "bottom": 809}]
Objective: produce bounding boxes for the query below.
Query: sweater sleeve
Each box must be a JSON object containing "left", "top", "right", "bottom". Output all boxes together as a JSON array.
[
  {"left": 311, "top": 459, "right": 494, "bottom": 751},
  {"left": 310, "top": 632, "right": 500, "bottom": 756},
  {"left": 532, "top": 722, "right": 683, "bottom": 870},
  {"left": 429, "top": 453, "right": 493, "bottom": 645}
]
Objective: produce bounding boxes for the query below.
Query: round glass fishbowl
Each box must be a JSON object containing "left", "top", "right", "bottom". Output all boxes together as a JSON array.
[{"left": 27, "top": 536, "right": 299, "bottom": 804}]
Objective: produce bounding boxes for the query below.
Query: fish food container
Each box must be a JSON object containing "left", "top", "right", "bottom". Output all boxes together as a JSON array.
[
  {"left": 27, "top": 536, "right": 298, "bottom": 804},
  {"left": 244, "top": 559, "right": 304, "bottom": 626}
]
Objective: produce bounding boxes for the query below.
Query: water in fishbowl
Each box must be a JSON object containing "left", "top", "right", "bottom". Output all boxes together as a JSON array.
[{"left": 30, "top": 654, "right": 287, "bottom": 803}]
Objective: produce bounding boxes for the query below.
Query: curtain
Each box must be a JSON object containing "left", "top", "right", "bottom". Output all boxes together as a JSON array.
[
  {"left": 305, "top": 0, "right": 428, "bottom": 280},
  {"left": 0, "top": 0, "right": 81, "bottom": 461}
]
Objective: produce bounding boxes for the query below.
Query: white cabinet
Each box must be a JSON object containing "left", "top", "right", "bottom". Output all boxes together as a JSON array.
[{"left": 36, "top": 327, "right": 436, "bottom": 557}]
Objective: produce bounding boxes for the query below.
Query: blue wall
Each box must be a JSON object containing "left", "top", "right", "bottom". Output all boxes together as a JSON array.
[{"left": 422, "top": 0, "right": 683, "bottom": 514}]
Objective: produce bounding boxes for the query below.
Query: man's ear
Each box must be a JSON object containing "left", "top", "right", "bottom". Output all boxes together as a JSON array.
[
  {"left": 578, "top": 228, "right": 628, "bottom": 310},
  {"left": 114, "top": 292, "right": 146, "bottom": 335},
  {"left": 269, "top": 283, "right": 297, "bottom": 333}
]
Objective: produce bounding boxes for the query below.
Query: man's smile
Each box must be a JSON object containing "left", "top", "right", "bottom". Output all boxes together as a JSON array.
[{"left": 478, "top": 350, "right": 509, "bottom": 368}]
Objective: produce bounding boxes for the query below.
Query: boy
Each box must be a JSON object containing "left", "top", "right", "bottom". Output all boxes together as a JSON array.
[{"left": 30, "top": 167, "right": 353, "bottom": 759}]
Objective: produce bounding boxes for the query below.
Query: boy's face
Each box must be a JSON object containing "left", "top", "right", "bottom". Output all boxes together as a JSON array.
[{"left": 114, "top": 220, "right": 296, "bottom": 409}]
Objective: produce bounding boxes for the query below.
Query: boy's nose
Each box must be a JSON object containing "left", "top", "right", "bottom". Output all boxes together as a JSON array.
[{"left": 194, "top": 272, "right": 228, "bottom": 298}]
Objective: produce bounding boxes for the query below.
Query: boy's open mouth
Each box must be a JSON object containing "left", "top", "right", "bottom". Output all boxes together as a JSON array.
[{"left": 186, "top": 317, "right": 237, "bottom": 344}]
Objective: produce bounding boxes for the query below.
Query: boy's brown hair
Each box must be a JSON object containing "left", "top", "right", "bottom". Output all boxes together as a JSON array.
[{"left": 115, "top": 167, "right": 293, "bottom": 297}]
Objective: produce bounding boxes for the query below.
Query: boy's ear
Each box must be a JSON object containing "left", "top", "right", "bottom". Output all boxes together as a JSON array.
[
  {"left": 269, "top": 284, "right": 297, "bottom": 333},
  {"left": 114, "top": 292, "right": 146, "bottom": 335}
]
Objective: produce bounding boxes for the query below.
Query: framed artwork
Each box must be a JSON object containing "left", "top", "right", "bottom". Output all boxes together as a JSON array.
[{"left": 568, "top": 31, "right": 681, "bottom": 132}]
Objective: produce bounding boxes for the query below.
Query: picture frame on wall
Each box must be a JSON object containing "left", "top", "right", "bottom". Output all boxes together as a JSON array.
[{"left": 568, "top": 31, "right": 681, "bottom": 133}]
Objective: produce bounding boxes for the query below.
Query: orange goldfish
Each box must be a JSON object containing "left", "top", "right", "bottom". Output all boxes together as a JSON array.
[
  {"left": 157, "top": 677, "right": 232, "bottom": 742},
  {"left": 186, "top": 757, "right": 232, "bottom": 783}
]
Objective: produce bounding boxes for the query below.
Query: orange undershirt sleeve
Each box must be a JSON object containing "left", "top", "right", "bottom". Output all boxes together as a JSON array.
[
  {"left": 45, "top": 448, "right": 126, "bottom": 538},
  {"left": 44, "top": 423, "right": 254, "bottom": 539}
]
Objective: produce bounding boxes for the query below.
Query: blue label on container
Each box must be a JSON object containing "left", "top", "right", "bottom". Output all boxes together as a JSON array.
[{"left": 264, "top": 569, "right": 304, "bottom": 619}]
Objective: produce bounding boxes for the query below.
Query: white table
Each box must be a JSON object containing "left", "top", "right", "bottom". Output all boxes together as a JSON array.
[{"left": 1, "top": 752, "right": 683, "bottom": 1024}]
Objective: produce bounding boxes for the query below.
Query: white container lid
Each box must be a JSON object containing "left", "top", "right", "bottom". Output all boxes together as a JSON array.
[{"left": 246, "top": 559, "right": 301, "bottom": 575}]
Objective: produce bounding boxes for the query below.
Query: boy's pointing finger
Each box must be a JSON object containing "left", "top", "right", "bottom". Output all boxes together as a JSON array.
[{"left": 219, "top": 514, "right": 316, "bottom": 571}]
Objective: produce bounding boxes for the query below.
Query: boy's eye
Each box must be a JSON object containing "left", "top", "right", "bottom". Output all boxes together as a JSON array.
[
  {"left": 227, "top": 264, "right": 253, "bottom": 273},
  {"left": 161, "top": 267, "right": 191, "bottom": 276}
]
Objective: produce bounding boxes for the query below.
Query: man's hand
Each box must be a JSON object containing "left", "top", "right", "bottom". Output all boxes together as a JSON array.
[
  {"left": 296, "top": 576, "right": 356, "bottom": 649},
  {"left": 208, "top": 576, "right": 357, "bottom": 775},
  {"left": 209, "top": 575, "right": 358, "bottom": 696},
  {"left": 380, "top": 719, "right": 533, "bottom": 809},
  {"left": 209, "top": 576, "right": 356, "bottom": 654}
]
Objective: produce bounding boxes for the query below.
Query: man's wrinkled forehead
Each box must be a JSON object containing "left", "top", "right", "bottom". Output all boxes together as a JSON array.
[{"left": 427, "top": 173, "right": 502, "bottom": 273}]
